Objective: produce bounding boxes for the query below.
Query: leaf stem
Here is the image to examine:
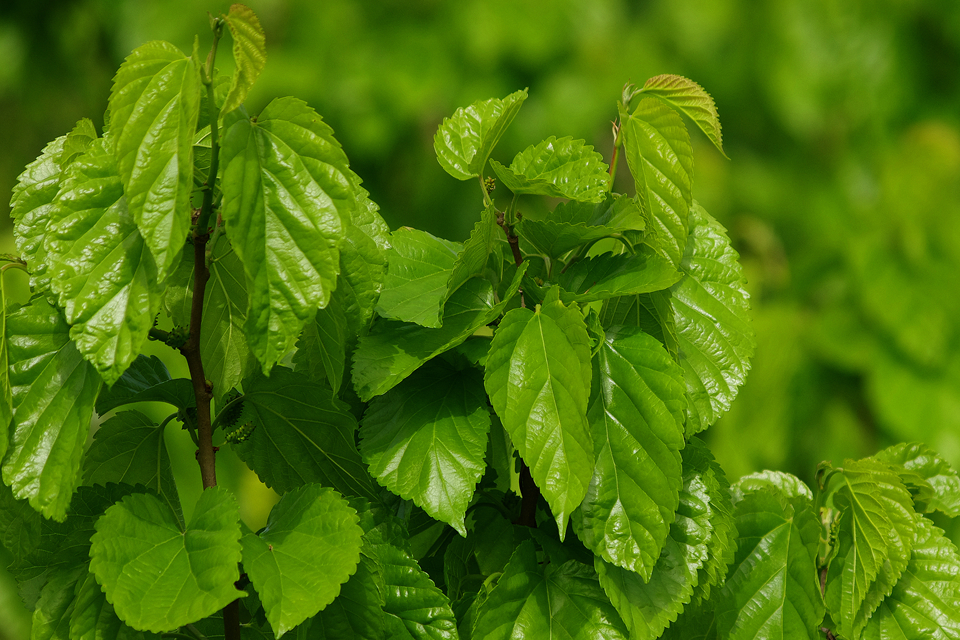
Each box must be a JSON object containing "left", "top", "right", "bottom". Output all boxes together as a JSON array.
[
  {"left": 196, "top": 18, "right": 224, "bottom": 236},
  {"left": 184, "top": 624, "right": 210, "bottom": 640},
  {"left": 478, "top": 174, "right": 493, "bottom": 208},
  {"left": 608, "top": 118, "right": 622, "bottom": 186}
]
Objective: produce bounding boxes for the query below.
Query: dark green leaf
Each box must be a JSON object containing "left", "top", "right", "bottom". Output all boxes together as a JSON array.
[
  {"left": 434, "top": 89, "right": 527, "bottom": 181},
  {"left": 220, "top": 97, "right": 354, "bottom": 372},
  {"left": 293, "top": 291, "right": 348, "bottom": 394},
  {"left": 241, "top": 484, "right": 364, "bottom": 637},
  {"left": 313, "top": 551, "right": 386, "bottom": 640},
  {"left": 658, "top": 599, "right": 718, "bottom": 640},
  {"left": 0, "top": 481, "right": 41, "bottom": 562},
  {"left": 45, "top": 138, "right": 163, "bottom": 385},
  {"left": 89, "top": 487, "right": 244, "bottom": 633},
  {"left": 361, "top": 362, "right": 490, "bottom": 535},
  {"left": 472, "top": 541, "right": 628, "bottom": 640},
  {"left": 716, "top": 490, "right": 824, "bottom": 640},
  {"left": 221, "top": 4, "right": 267, "bottom": 115},
  {"left": 620, "top": 97, "right": 694, "bottom": 269},
  {"left": 600, "top": 290, "right": 679, "bottom": 360},
  {"left": 376, "top": 228, "right": 461, "bottom": 328},
  {"left": 202, "top": 239, "right": 253, "bottom": 399},
  {"left": 483, "top": 289, "right": 593, "bottom": 539},
  {"left": 640, "top": 74, "right": 726, "bottom": 158},
  {"left": 557, "top": 247, "right": 681, "bottom": 303},
  {"left": 672, "top": 204, "right": 754, "bottom": 435},
  {"left": 3, "top": 299, "right": 102, "bottom": 520},
  {"left": 575, "top": 326, "right": 685, "bottom": 578},
  {"left": 108, "top": 40, "right": 201, "bottom": 279},
  {"left": 82, "top": 410, "right": 182, "bottom": 525},
  {"left": 447, "top": 205, "right": 499, "bottom": 299},
  {"left": 0, "top": 275, "right": 10, "bottom": 461},
  {"left": 95, "top": 355, "right": 194, "bottom": 415},
  {"left": 489, "top": 136, "right": 610, "bottom": 202},
  {"left": 69, "top": 570, "right": 150, "bottom": 640},
  {"left": 32, "top": 563, "right": 86, "bottom": 640},
  {"left": 875, "top": 442, "right": 960, "bottom": 517},
  {"left": 231, "top": 367, "right": 378, "bottom": 501},
  {"left": 517, "top": 219, "right": 621, "bottom": 260},
  {"left": 353, "top": 265, "right": 526, "bottom": 401}
]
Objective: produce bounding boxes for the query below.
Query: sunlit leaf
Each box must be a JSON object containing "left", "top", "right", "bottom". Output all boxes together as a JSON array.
[
  {"left": 221, "top": 4, "right": 267, "bottom": 115},
  {"left": 557, "top": 247, "right": 681, "bottom": 303},
  {"left": 434, "top": 89, "right": 527, "bottom": 180},
  {"left": 202, "top": 239, "right": 252, "bottom": 398},
  {"left": 336, "top": 184, "right": 389, "bottom": 331},
  {"left": 640, "top": 74, "right": 726, "bottom": 157},
  {"left": 730, "top": 470, "right": 813, "bottom": 504},
  {"left": 109, "top": 40, "right": 201, "bottom": 279},
  {"left": 293, "top": 291, "right": 348, "bottom": 394},
  {"left": 484, "top": 289, "right": 593, "bottom": 539},
  {"left": 600, "top": 290, "right": 679, "bottom": 361},
  {"left": 875, "top": 442, "right": 960, "bottom": 518},
  {"left": 489, "top": 136, "right": 610, "bottom": 202}
]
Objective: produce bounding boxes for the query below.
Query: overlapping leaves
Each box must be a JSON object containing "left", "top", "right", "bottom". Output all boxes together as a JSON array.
[
  {"left": 490, "top": 136, "right": 610, "bottom": 202},
  {"left": 638, "top": 74, "right": 726, "bottom": 157}
]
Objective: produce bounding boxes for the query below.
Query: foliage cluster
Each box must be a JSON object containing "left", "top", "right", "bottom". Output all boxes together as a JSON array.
[{"left": 1, "top": 6, "right": 959, "bottom": 640}]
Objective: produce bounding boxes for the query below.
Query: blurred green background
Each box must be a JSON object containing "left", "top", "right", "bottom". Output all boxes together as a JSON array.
[{"left": 3, "top": 0, "right": 960, "bottom": 636}]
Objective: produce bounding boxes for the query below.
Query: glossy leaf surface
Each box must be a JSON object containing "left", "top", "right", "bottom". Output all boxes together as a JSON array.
[
  {"left": 672, "top": 204, "right": 754, "bottom": 435},
  {"left": 242, "top": 485, "right": 363, "bottom": 637},
  {"left": 95, "top": 355, "right": 194, "bottom": 415},
  {"left": 489, "top": 136, "right": 610, "bottom": 202},
  {"left": 620, "top": 97, "right": 694, "bottom": 268},
  {"left": 447, "top": 205, "right": 499, "bottom": 299},
  {"left": 434, "top": 89, "right": 527, "bottom": 180},
  {"left": 576, "top": 326, "right": 685, "bottom": 577},
  {"left": 336, "top": 185, "right": 389, "bottom": 330},
  {"left": 220, "top": 97, "right": 353, "bottom": 372},
  {"left": 3, "top": 299, "right": 101, "bottom": 520},
  {"left": 222, "top": 4, "right": 267, "bottom": 115},
  {"left": 557, "top": 248, "right": 681, "bottom": 303},
  {"left": 231, "top": 367, "right": 378, "bottom": 501},
  {"left": 108, "top": 40, "right": 200, "bottom": 279},
  {"left": 361, "top": 362, "right": 490, "bottom": 535},
  {"left": 483, "top": 291, "right": 593, "bottom": 538},
  {"left": 293, "top": 291, "right": 348, "bottom": 394},
  {"left": 876, "top": 442, "right": 960, "bottom": 517},
  {"left": 640, "top": 74, "right": 726, "bottom": 157},
  {"left": 90, "top": 488, "right": 243, "bottom": 632}
]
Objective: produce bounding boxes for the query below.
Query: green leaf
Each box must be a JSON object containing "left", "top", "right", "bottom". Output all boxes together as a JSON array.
[
  {"left": 688, "top": 441, "right": 737, "bottom": 606},
  {"left": 483, "top": 289, "right": 593, "bottom": 539},
  {"left": 82, "top": 410, "right": 182, "bottom": 525},
  {"left": 0, "top": 482, "right": 41, "bottom": 562},
  {"left": 221, "top": 4, "right": 267, "bottom": 115},
  {"left": 3, "top": 299, "right": 102, "bottom": 520},
  {"left": 557, "top": 247, "right": 681, "bottom": 303},
  {"left": 293, "top": 291, "right": 348, "bottom": 394},
  {"left": 9, "top": 135, "right": 66, "bottom": 292},
  {"left": 353, "top": 265, "right": 526, "bottom": 401},
  {"left": 44, "top": 137, "right": 163, "bottom": 385},
  {"left": 824, "top": 459, "right": 918, "bottom": 639},
  {"left": 472, "top": 541, "right": 628, "bottom": 640},
  {"left": 516, "top": 219, "right": 622, "bottom": 261},
  {"left": 620, "top": 97, "right": 694, "bottom": 268},
  {"left": 447, "top": 205, "right": 499, "bottom": 299},
  {"left": 241, "top": 484, "right": 363, "bottom": 637},
  {"left": 672, "top": 204, "right": 754, "bottom": 435},
  {"left": 875, "top": 442, "right": 960, "bottom": 518},
  {"left": 202, "top": 239, "right": 252, "bottom": 398},
  {"left": 368, "top": 540, "right": 458, "bottom": 640},
  {"left": 640, "top": 74, "right": 726, "bottom": 158},
  {"left": 376, "top": 228, "right": 461, "bottom": 328},
  {"left": 716, "top": 490, "right": 824, "bottom": 640},
  {"left": 574, "top": 326, "right": 685, "bottom": 578},
  {"left": 95, "top": 355, "right": 194, "bottom": 415},
  {"left": 600, "top": 290, "right": 679, "bottom": 361},
  {"left": 89, "top": 487, "right": 244, "bottom": 633},
  {"left": 220, "top": 97, "right": 355, "bottom": 373},
  {"left": 32, "top": 563, "right": 86, "bottom": 640},
  {"left": 658, "top": 600, "right": 718, "bottom": 640},
  {"left": 312, "top": 551, "right": 386, "bottom": 640},
  {"left": 0, "top": 276, "right": 11, "bottom": 461},
  {"left": 108, "top": 40, "right": 201, "bottom": 279},
  {"left": 434, "top": 89, "right": 528, "bottom": 180},
  {"left": 731, "top": 470, "right": 814, "bottom": 504},
  {"left": 489, "top": 136, "right": 611, "bottom": 202},
  {"left": 337, "top": 185, "right": 389, "bottom": 331},
  {"left": 231, "top": 367, "right": 378, "bottom": 501},
  {"left": 594, "top": 440, "right": 715, "bottom": 640},
  {"left": 862, "top": 517, "right": 960, "bottom": 640},
  {"left": 360, "top": 361, "right": 491, "bottom": 535},
  {"left": 69, "top": 570, "right": 150, "bottom": 640},
  {"left": 60, "top": 118, "right": 99, "bottom": 166}
]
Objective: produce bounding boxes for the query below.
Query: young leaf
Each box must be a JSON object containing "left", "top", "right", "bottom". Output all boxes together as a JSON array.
[
  {"left": 44, "top": 137, "right": 164, "bottom": 385},
  {"left": 293, "top": 291, "right": 348, "bottom": 394},
  {"left": 716, "top": 490, "right": 824, "bottom": 640},
  {"left": 221, "top": 4, "right": 267, "bottom": 115},
  {"left": 620, "top": 97, "right": 694, "bottom": 269},
  {"left": 730, "top": 470, "right": 814, "bottom": 504},
  {"left": 60, "top": 117, "right": 99, "bottom": 166},
  {"left": 575, "top": 326, "right": 685, "bottom": 578},
  {"left": 336, "top": 184, "right": 389, "bottom": 331},
  {"left": 594, "top": 440, "right": 715, "bottom": 640},
  {"left": 672, "top": 204, "right": 754, "bottom": 435},
  {"left": 640, "top": 74, "right": 726, "bottom": 158},
  {"left": 600, "top": 290, "right": 679, "bottom": 361},
  {"left": 353, "top": 265, "right": 526, "bottom": 401},
  {"left": 220, "top": 97, "right": 355, "bottom": 373},
  {"left": 360, "top": 361, "right": 491, "bottom": 535},
  {"left": 10, "top": 135, "right": 66, "bottom": 292},
  {"left": 517, "top": 219, "right": 622, "bottom": 261},
  {"left": 89, "top": 487, "right": 244, "bottom": 633},
  {"left": 241, "top": 484, "right": 364, "bottom": 637},
  {"left": 824, "top": 459, "right": 918, "bottom": 639},
  {"left": 95, "top": 355, "right": 194, "bottom": 415},
  {"left": 108, "top": 40, "right": 201, "bottom": 279},
  {"left": 471, "top": 540, "right": 629, "bottom": 640},
  {"left": 230, "top": 367, "right": 379, "bottom": 501},
  {"left": 3, "top": 299, "right": 102, "bottom": 520},
  {"left": 447, "top": 205, "right": 499, "bottom": 299},
  {"left": 875, "top": 442, "right": 960, "bottom": 517},
  {"left": 434, "top": 89, "right": 528, "bottom": 181},
  {"left": 375, "top": 228, "right": 461, "bottom": 328},
  {"left": 489, "top": 136, "right": 611, "bottom": 202},
  {"left": 862, "top": 517, "right": 960, "bottom": 640},
  {"left": 556, "top": 247, "right": 681, "bottom": 303},
  {"left": 82, "top": 410, "right": 182, "bottom": 525},
  {"left": 483, "top": 290, "right": 593, "bottom": 539}
]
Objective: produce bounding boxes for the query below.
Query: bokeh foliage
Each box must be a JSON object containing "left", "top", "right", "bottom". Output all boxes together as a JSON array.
[{"left": 2, "top": 0, "right": 960, "bottom": 636}]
